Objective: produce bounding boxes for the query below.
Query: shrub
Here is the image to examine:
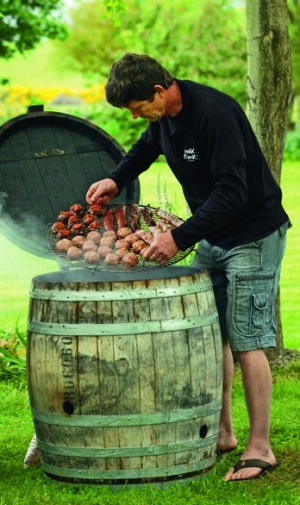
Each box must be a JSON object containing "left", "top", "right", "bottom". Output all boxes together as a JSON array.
[
  {"left": 0, "top": 83, "right": 144, "bottom": 152},
  {"left": 85, "top": 103, "right": 147, "bottom": 152},
  {"left": 283, "top": 128, "right": 300, "bottom": 161},
  {"left": 0, "top": 328, "right": 27, "bottom": 385},
  {"left": 0, "top": 83, "right": 105, "bottom": 123}
]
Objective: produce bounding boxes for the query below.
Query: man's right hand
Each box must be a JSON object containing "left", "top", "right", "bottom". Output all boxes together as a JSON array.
[{"left": 86, "top": 178, "right": 119, "bottom": 205}]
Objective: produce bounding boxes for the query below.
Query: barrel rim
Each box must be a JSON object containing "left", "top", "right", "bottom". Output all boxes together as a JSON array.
[{"left": 30, "top": 266, "right": 209, "bottom": 283}]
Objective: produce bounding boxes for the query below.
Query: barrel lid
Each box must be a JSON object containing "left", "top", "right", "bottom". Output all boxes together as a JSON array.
[{"left": 0, "top": 106, "right": 140, "bottom": 258}]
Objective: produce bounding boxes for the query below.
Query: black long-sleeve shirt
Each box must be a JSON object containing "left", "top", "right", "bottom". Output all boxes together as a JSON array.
[{"left": 109, "top": 79, "right": 290, "bottom": 250}]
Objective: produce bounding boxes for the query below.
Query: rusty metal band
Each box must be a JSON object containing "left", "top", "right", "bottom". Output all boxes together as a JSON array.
[
  {"left": 41, "top": 455, "right": 216, "bottom": 480},
  {"left": 37, "top": 434, "right": 218, "bottom": 458},
  {"left": 31, "top": 402, "right": 221, "bottom": 427},
  {"left": 28, "top": 311, "right": 219, "bottom": 336},
  {"left": 29, "top": 279, "right": 213, "bottom": 302}
]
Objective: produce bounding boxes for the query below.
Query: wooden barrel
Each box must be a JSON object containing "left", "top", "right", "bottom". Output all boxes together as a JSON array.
[{"left": 27, "top": 266, "right": 222, "bottom": 486}]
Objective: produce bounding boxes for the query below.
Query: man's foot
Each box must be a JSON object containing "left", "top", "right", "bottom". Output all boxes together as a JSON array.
[
  {"left": 224, "top": 452, "right": 279, "bottom": 481},
  {"left": 217, "top": 434, "right": 238, "bottom": 455},
  {"left": 225, "top": 459, "right": 280, "bottom": 482}
]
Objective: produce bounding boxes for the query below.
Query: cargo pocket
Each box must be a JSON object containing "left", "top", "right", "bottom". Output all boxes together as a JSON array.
[
  {"left": 232, "top": 270, "right": 276, "bottom": 337},
  {"left": 279, "top": 220, "right": 292, "bottom": 237}
]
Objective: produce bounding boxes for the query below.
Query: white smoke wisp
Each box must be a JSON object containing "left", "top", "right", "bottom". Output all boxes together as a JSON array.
[{"left": 0, "top": 190, "right": 53, "bottom": 258}]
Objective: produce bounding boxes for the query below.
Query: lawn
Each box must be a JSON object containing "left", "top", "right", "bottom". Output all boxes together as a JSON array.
[
  {"left": 0, "top": 39, "right": 86, "bottom": 88},
  {"left": 279, "top": 162, "right": 300, "bottom": 349},
  {"left": 0, "top": 361, "right": 299, "bottom": 505}
]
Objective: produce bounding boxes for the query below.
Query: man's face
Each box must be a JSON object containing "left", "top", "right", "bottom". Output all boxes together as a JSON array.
[{"left": 125, "top": 91, "right": 165, "bottom": 122}]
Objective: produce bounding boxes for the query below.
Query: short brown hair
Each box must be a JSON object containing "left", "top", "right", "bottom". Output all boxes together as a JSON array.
[{"left": 105, "top": 53, "right": 174, "bottom": 107}]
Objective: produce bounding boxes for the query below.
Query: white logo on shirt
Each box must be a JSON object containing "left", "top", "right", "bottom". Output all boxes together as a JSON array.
[{"left": 183, "top": 148, "right": 198, "bottom": 161}]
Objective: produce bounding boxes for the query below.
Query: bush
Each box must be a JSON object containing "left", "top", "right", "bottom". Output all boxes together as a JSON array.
[
  {"left": 0, "top": 85, "right": 145, "bottom": 153},
  {"left": 283, "top": 128, "right": 300, "bottom": 161},
  {"left": 0, "top": 83, "right": 105, "bottom": 124},
  {"left": 85, "top": 103, "right": 147, "bottom": 152},
  {"left": 0, "top": 328, "right": 27, "bottom": 385}
]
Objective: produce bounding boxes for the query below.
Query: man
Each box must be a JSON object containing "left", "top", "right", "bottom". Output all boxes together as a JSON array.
[{"left": 86, "top": 53, "right": 290, "bottom": 482}]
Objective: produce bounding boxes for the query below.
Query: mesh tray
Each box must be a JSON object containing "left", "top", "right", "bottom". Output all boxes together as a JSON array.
[{"left": 48, "top": 204, "right": 193, "bottom": 272}]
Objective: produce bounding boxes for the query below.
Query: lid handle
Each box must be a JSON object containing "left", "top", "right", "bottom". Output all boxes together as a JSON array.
[{"left": 27, "top": 105, "right": 44, "bottom": 113}]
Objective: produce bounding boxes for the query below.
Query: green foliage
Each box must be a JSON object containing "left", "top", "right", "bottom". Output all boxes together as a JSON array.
[
  {"left": 54, "top": 1, "right": 121, "bottom": 80},
  {"left": 103, "top": 0, "right": 126, "bottom": 25},
  {"left": 0, "top": 0, "right": 67, "bottom": 59},
  {"left": 47, "top": 101, "right": 150, "bottom": 152},
  {"left": 120, "top": 0, "right": 247, "bottom": 105},
  {"left": 272, "top": 357, "right": 300, "bottom": 379},
  {"left": 0, "top": 327, "right": 27, "bottom": 384},
  {"left": 85, "top": 102, "right": 147, "bottom": 151},
  {"left": 58, "top": 0, "right": 247, "bottom": 106},
  {"left": 283, "top": 127, "right": 300, "bottom": 161}
]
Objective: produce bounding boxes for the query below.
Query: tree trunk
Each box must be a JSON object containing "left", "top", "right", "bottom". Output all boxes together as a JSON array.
[{"left": 246, "top": 0, "right": 292, "bottom": 359}]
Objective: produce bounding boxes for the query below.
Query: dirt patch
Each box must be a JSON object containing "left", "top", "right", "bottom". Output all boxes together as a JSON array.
[{"left": 270, "top": 348, "right": 300, "bottom": 368}]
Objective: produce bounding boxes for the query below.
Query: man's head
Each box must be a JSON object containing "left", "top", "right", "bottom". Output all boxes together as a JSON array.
[{"left": 105, "top": 53, "right": 174, "bottom": 108}]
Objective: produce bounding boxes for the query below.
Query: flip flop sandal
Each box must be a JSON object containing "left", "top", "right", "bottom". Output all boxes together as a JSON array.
[{"left": 227, "top": 458, "right": 281, "bottom": 482}]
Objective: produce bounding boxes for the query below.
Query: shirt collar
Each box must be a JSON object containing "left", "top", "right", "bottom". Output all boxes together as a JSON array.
[{"left": 162, "top": 79, "right": 193, "bottom": 134}]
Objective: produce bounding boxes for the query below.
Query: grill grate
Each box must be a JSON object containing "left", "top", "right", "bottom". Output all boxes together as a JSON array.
[{"left": 48, "top": 204, "right": 194, "bottom": 272}]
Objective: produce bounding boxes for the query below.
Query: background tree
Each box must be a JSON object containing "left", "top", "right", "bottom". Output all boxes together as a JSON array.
[
  {"left": 287, "top": 0, "right": 300, "bottom": 125},
  {"left": 62, "top": 0, "right": 247, "bottom": 105},
  {"left": 58, "top": 0, "right": 247, "bottom": 149},
  {"left": 246, "top": 0, "right": 292, "bottom": 358},
  {"left": 0, "top": 0, "right": 67, "bottom": 60},
  {"left": 60, "top": 0, "right": 121, "bottom": 80},
  {"left": 118, "top": 0, "right": 247, "bottom": 104}
]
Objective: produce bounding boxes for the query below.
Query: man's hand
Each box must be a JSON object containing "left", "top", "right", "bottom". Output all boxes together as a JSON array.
[
  {"left": 86, "top": 178, "right": 119, "bottom": 205},
  {"left": 143, "top": 231, "right": 179, "bottom": 263}
]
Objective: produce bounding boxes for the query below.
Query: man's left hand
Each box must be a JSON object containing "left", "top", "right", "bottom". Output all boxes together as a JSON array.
[{"left": 143, "top": 231, "right": 179, "bottom": 263}]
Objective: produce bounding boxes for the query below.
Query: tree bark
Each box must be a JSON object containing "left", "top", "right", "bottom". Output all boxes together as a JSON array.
[{"left": 246, "top": 0, "right": 292, "bottom": 359}]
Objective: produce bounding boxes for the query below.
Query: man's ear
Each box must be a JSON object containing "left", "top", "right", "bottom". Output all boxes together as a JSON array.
[{"left": 153, "top": 84, "right": 166, "bottom": 96}]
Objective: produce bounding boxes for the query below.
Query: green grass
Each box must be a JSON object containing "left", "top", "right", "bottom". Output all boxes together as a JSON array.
[
  {"left": 0, "top": 39, "right": 86, "bottom": 87},
  {"left": 280, "top": 162, "right": 300, "bottom": 349},
  {"left": 0, "top": 361, "right": 299, "bottom": 505},
  {"left": 0, "top": 236, "right": 59, "bottom": 333}
]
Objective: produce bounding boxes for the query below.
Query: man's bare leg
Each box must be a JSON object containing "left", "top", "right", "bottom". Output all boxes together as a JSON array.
[
  {"left": 217, "top": 340, "right": 238, "bottom": 453},
  {"left": 224, "top": 349, "right": 277, "bottom": 481}
]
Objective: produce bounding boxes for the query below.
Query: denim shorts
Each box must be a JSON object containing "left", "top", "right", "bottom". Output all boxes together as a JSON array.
[{"left": 192, "top": 222, "right": 290, "bottom": 351}]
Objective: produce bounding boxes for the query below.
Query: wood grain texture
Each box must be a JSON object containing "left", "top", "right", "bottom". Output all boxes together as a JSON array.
[
  {"left": 0, "top": 111, "right": 139, "bottom": 257},
  {"left": 27, "top": 269, "right": 222, "bottom": 485}
]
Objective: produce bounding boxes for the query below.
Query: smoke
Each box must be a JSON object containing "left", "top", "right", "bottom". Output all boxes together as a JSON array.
[{"left": 0, "top": 190, "right": 54, "bottom": 259}]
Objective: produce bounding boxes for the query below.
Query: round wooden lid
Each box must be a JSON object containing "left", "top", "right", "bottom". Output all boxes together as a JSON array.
[{"left": 0, "top": 107, "right": 140, "bottom": 258}]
